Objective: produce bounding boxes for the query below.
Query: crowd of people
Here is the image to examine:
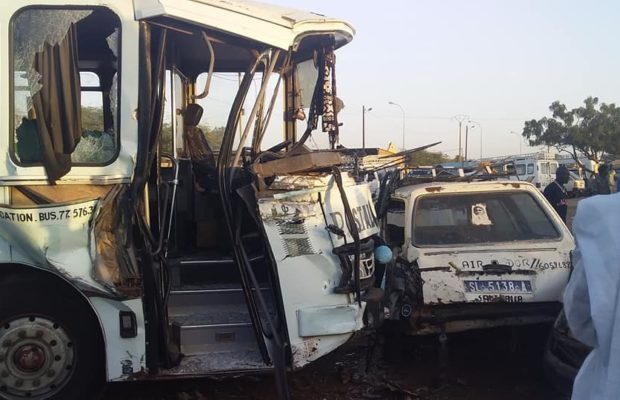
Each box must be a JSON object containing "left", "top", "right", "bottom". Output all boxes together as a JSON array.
[
  {"left": 544, "top": 163, "right": 618, "bottom": 224},
  {"left": 591, "top": 164, "right": 618, "bottom": 195}
]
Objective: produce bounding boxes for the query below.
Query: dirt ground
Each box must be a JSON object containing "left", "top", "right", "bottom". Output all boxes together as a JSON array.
[
  {"left": 103, "top": 325, "right": 568, "bottom": 400},
  {"left": 565, "top": 197, "right": 578, "bottom": 230},
  {"left": 102, "top": 199, "right": 581, "bottom": 400}
]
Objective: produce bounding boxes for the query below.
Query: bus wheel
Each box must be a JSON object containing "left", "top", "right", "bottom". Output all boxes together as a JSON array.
[{"left": 0, "top": 279, "right": 104, "bottom": 400}]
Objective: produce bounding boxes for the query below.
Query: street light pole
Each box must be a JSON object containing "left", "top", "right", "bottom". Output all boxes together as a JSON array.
[
  {"left": 464, "top": 122, "right": 479, "bottom": 164},
  {"left": 388, "top": 101, "right": 405, "bottom": 150},
  {"left": 459, "top": 122, "right": 463, "bottom": 161},
  {"left": 469, "top": 120, "right": 482, "bottom": 159},
  {"left": 362, "top": 105, "right": 372, "bottom": 150},
  {"left": 453, "top": 115, "right": 468, "bottom": 161}
]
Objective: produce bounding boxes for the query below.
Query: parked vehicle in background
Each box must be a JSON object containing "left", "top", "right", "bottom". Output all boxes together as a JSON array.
[
  {"left": 378, "top": 174, "right": 574, "bottom": 335},
  {"left": 557, "top": 154, "right": 599, "bottom": 177},
  {"left": 565, "top": 171, "right": 586, "bottom": 197},
  {"left": 503, "top": 153, "right": 560, "bottom": 190},
  {"left": 556, "top": 155, "right": 600, "bottom": 196}
]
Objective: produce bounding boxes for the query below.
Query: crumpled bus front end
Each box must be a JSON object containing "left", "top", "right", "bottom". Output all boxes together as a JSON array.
[{"left": 257, "top": 173, "right": 382, "bottom": 367}]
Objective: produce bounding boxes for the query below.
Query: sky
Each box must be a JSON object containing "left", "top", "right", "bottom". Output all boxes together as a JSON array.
[{"left": 260, "top": 0, "right": 620, "bottom": 158}]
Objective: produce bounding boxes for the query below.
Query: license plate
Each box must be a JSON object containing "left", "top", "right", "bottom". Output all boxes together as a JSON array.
[{"left": 464, "top": 280, "right": 532, "bottom": 293}]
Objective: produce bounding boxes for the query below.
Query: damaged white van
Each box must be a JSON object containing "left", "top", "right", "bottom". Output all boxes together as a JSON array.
[
  {"left": 379, "top": 178, "right": 573, "bottom": 335},
  {"left": 0, "top": 1, "right": 382, "bottom": 399}
]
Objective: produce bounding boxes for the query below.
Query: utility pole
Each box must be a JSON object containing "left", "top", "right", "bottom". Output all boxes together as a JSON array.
[
  {"left": 362, "top": 105, "right": 372, "bottom": 150},
  {"left": 465, "top": 124, "right": 469, "bottom": 163},
  {"left": 459, "top": 121, "right": 462, "bottom": 161}
]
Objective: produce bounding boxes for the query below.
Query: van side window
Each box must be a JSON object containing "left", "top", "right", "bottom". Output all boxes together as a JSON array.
[
  {"left": 12, "top": 7, "right": 121, "bottom": 172},
  {"left": 527, "top": 163, "right": 534, "bottom": 174},
  {"left": 515, "top": 164, "right": 526, "bottom": 175}
]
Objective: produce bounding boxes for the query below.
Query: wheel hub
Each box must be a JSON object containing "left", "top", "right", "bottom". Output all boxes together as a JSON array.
[
  {"left": 0, "top": 317, "right": 74, "bottom": 399},
  {"left": 13, "top": 345, "right": 46, "bottom": 373}
]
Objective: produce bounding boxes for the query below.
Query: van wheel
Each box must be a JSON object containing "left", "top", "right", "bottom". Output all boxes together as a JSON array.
[{"left": 0, "top": 278, "right": 105, "bottom": 400}]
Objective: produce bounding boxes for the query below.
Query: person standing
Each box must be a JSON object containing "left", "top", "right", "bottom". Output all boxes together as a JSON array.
[
  {"left": 595, "top": 165, "right": 611, "bottom": 195},
  {"left": 563, "top": 191, "right": 620, "bottom": 399},
  {"left": 543, "top": 165, "right": 570, "bottom": 222}
]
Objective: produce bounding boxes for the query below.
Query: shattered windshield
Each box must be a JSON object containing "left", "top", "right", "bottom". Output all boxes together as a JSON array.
[{"left": 12, "top": 7, "right": 121, "bottom": 174}]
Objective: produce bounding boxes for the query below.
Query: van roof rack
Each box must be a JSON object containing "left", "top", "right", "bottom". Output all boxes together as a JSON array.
[
  {"left": 389, "top": 166, "right": 519, "bottom": 189},
  {"left": 480, "top": 151, "right": 556, "bottom": 164},
  {"left": 375, "top": 166, "right": 519, "bottom": 218}
]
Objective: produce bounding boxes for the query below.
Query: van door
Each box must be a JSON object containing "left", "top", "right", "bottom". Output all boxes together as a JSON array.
[{"left": 538, "top": 162, "right": 551, "bottom": 188}]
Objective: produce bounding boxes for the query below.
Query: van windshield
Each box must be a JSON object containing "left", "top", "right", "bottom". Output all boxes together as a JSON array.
[{"left": 413, "top": 191, "right": 560, "bottom": 246}]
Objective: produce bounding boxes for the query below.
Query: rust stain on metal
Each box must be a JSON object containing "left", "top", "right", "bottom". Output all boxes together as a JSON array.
[
  {"left": 125, "top": 368, "right": 148, "bottom": 381},
  {"left": 501, "top": 182, "right": 521, "bottom": 188},
  {"left": 292, "top": 339, "right": 321, "bottom": 367},
  {"left": 425, "top": 186, "right": 444, "bottom": 193}
]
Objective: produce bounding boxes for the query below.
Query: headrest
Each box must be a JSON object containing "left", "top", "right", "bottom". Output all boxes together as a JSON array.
[{"left": 184, "top": 103, "right": 203, "bottom": 127}]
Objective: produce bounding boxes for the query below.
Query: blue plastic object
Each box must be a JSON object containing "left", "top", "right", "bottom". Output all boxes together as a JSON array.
[{"left": 374, "top": 245, "right": 393, "bottom": 264}]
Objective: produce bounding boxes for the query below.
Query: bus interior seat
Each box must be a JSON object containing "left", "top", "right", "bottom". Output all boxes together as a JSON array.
[
  {"left": 169, "top": 104, "right": 221, "bottom": 252},
  {"left": 182, "top": 103, "right": 216, "bottom": 192}
]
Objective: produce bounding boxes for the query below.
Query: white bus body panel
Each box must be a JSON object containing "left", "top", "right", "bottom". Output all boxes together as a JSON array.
[
  {"left": 258, "top": 177, "right": 377, "bottom": 368},
  {"left": 89, "top": 297, "right": 146, "bottom": 380},
  {"left": 0, "top": 198, "right": 146, "bottom": 381},
  {"left": 133, "top": 0, "right": 354, "bottom": 51}
]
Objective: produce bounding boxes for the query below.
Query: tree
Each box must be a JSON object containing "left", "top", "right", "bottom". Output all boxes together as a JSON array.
[
  {"left": 407, "top": 150, "right": 452, "bottom": 166},
  {"left": 81, "top": 106, "right": 104, "bottom": 132},
  {"left": 522, "top": 97, "right": 620, "bottom": 171},
  {"left": 201, "top": 125, "right": 225, "bottom": 150},
  {"left": 160, "top": 123, "right": 224, "bottom": 156}
]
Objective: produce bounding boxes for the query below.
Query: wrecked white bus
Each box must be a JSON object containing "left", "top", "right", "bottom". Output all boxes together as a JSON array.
[{"left": 0, "top": 1, "right": 383, "bottom": 399}]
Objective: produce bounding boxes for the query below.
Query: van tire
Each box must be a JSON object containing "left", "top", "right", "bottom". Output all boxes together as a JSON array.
[{"left": 0, "top": 275, "right": 105, "bottom": 400}]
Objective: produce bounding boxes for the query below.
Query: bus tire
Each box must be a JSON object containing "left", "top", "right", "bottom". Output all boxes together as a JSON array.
[{"left": 0, "top": 275, "right": 105, "bottom": 400}]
